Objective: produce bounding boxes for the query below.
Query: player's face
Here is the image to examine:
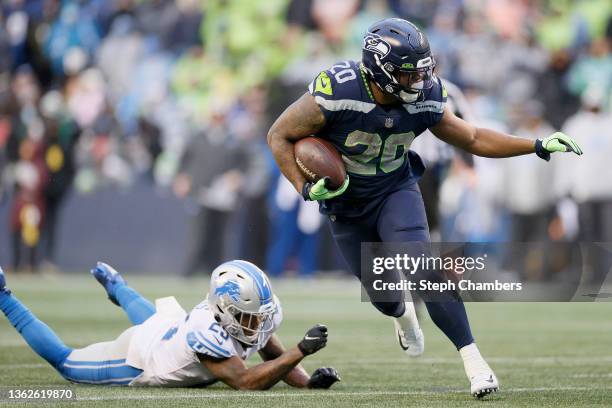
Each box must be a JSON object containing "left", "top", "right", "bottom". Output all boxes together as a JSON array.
[
  {"left": 240, "top": 312, "right": 262, "bottom": 337},
  {"left": 397, "top": 71, "right": 426, "bottom": 88}
]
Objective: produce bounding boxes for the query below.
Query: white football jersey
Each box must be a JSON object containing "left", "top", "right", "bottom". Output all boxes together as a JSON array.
[{"left": 126, "top": 296, "right": 282, "bottom": 387}]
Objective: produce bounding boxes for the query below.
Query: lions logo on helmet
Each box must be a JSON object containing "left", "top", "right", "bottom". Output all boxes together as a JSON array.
[
  {"left": 214, "top": 281, "right": 241, "bottom": 302},
  {"left": 207, "top": 260, "right": 277, "bottom": 346}
]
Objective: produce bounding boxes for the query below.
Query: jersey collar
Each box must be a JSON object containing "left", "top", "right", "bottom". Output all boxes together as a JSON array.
[{"left": 359, "top": 62, "right": 375, "bottom": 102}]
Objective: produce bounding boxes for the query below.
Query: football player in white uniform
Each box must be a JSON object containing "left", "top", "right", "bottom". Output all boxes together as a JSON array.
[{"left": 0, "top": 261, "right": 340, "bottom": 390}]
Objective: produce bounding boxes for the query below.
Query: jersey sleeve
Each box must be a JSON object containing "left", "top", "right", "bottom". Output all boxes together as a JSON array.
[
  {"left": 308, "top": 68, "right": 339, "bottom": 123},
  {"left": 421, "top": 76, "right": 448, "bottom": 128},
  {"left": 307, "top": 62, "right": 363, "bottom": 124},
  {"left": 185, "top": 305, "right": 237, "bottom": 359}
]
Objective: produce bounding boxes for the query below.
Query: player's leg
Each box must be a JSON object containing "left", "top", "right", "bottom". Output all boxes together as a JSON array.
[
  {"left": 0, "top": 267, "right": 72, "bottom": 374},
  {"left": 328, "top": 217, "right": 407, "bottom": 317},
  {"left": 377, "top": 184, "right": 498, "bottom": 398},
  {"left": 330, "top": 215, "right": 423, "bottom": 356},
  {"left": 58, "top": 327, "right": 142, "bottom": 385},
  {"left": 91, "top": 262, "right": 155, "bottom": 325}
]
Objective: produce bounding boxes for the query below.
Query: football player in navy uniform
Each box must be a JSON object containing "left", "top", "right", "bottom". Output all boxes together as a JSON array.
[{"left": 267, "top": 18, "right": 582, "bottom": 398}]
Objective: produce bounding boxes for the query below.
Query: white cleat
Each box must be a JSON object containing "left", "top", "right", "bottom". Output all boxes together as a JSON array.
[
  {"left": 470, "top": 372, "right": 499, "bottom": 399},
  {"left": 394, "top": 320, "right": 424, "bottom": 357}
]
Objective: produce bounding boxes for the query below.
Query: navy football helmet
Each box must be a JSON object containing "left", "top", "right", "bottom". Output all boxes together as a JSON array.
[{"left": 362, "top": 18, "right": 436, "bottom": 103}]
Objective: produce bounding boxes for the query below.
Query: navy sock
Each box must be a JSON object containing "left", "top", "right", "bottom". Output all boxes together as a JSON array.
[
  {"left": 424, "top": 300, "right": 474, "bottom": 350},
  {"left": 0, "top": 292, "right": 72, "bottom": 370},
  {"left": 113, "top": 284, "right": 155, "bottom": 325}
]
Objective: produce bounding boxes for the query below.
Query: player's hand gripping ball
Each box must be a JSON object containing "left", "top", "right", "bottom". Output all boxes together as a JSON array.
[{"left": 295, "top": 137, "right": 349, "bottom": 200}]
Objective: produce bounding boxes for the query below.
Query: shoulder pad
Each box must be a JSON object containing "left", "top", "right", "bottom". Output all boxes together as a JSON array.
[
  {"left": 308, "top": 61, "right": 364, "bottom": 101},
  {"left": 308, "top": 61, "right": 375, "bottom": 119}
]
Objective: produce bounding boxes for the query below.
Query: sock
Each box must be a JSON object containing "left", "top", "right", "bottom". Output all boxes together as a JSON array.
[
  {"left": 424, "top": 300, "right": 474, "bottom": 349},
  {"left": 0, "top": 292, "right": 72, "bottom": 369},
  {"left": 459, "top": 343, "right": 492, "bottom": 379},
  {"left": 394, "top": 301, "right": 420, "bottom": 332},
  {"left": 113, "top": 284, "right": 156, "bottom": 325}
]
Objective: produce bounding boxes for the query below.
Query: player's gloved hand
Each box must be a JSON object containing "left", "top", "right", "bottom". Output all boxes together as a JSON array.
[
  {"left": 297, "top": 324, "right": 328, "bottom": 355},
  {"left": 302, "top": 176, "right": 349, "bottom": 201},
  {"left": 535, "top": 132, "right": 583, "bottom": 162},
  {"left": 307, "top": 367, "right": 341, "bottom": 389}
]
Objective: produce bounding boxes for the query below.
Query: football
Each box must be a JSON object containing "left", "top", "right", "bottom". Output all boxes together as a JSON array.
[{"left": 294, "top": 137, "right": 346, "bottom": 189}]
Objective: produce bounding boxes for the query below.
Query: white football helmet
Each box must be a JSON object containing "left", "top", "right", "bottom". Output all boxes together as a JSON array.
[{"left": 207, "top": 260, "right": 276, "bottom": 346}]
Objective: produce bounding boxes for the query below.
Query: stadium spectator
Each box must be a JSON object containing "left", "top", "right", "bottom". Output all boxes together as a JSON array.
[
  {"left": 0, "top": 0, "right": 610, "bottom": 275},
  {"left": 172, "top": 109, "right": 245, "bottom": 277},
  {"left": 39, "top": 89, "right": 79, "bottom": 269},
  {"left": 557, "top": 90, "right": 612, "bottom": 282}
]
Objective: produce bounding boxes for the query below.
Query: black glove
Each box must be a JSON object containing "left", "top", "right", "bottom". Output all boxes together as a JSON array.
[
  {"left": 297, "top": 324, "right": 328, "bottom": 356},
  {"left": 307, "top": 367, "right": 341, "bottom": 389}
]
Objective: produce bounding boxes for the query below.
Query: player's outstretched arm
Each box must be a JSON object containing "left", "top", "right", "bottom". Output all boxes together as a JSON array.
[
  {"left": 267, "top": 93, "right": 326, "bottom": 193},
  {"left": 259, "top": 333, "right": 341, "bottom": 389},
  {"left": 199, "top": 324, "right": 331, "bottom": 390},
  {"left": 430, "top": 107, "right": 583, "bottom": 160}
]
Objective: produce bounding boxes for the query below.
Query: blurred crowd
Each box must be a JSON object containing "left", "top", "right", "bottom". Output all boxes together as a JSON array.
[{"left": 0, "top": 0, "right": 611, "bottom": 278}]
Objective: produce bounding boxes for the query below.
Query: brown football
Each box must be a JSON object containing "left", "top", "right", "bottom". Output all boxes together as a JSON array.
[{"left": 294, "top": 137, "right": 346, "bottom": 190}]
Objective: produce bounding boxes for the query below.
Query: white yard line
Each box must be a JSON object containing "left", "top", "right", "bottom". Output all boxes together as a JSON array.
[
  {"left": 74, "top": 386, "right": 612, "bottom": 401},
  {"left": 571, "top": 373, "right": 612, "bottom": 378},
  {"left": 310, "top": 356, "right": 612, "bottom": 365}
]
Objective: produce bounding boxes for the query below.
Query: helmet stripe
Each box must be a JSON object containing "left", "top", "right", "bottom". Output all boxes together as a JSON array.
[{"left": 226, "top": 261, "right": 272, "bottom": 305}]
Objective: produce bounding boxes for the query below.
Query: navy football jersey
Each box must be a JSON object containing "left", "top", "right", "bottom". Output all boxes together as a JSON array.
[{"left": 307, "top": 60, "right": 447, "bottom": 218}]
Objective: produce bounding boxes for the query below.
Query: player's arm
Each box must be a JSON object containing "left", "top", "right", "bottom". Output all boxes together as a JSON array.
[
  {"left": 259, "top": 334, "right": 340, "bottom": 389},
  {"left": 199, "top": 348, "right": 304, "bottom": 390},
  {"left": 199, "top": 325, "right": 329, "bottom": 390},
  {"left": 430, "top": 107, "right": 583, "bottom": 160},
  {"left": 258, "top": 334, "right": 310, "bottom": 388},
  {"left": 267, "top": 93, "right": 326, "bottom": 193}
]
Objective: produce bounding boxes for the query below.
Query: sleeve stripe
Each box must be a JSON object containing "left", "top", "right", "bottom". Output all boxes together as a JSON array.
[
  {"left": 314, "top": 96, "right": 376, "bottom": 113},
  {"left": 194, "top": 331, "right": 232, "bottom": 357},
  {"left": 200, "top": 343, "right": 229, "bottom": 358},
  {"left": 201, "top": 337, "right": 232, "bottom": 357},
  {"left": 187, "top": 331, "right": 231, "bottom": 358}
]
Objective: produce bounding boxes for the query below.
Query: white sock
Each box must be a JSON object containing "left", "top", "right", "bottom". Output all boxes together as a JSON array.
[
  {"left": 394, "top": 301, "right": 420, "bottom": 332},
  {"left": 459, "top": 343, "right": 492, "bottom": 379}
]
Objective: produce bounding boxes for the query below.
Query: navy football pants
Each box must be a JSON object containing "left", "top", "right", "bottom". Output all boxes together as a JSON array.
[{"left": 329, "top": 183, "right": 474, "bottom": 349}]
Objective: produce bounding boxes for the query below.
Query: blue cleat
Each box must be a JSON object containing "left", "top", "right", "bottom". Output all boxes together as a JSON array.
[
  {"left": 90, "top": 262, "right": 126, "bottom": 306},
  {"left": 0, "top": 266, "right": 9, "bottom": 295}
]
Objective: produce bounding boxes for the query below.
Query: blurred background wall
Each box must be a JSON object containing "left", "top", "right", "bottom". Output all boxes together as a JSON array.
[{"left": 0, "top": 0, "right": 611, "bottom": 276}]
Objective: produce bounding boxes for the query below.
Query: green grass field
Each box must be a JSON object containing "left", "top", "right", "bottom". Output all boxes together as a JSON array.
[{"left": 1, "top": 273, "right": 611, "bottom": 407}]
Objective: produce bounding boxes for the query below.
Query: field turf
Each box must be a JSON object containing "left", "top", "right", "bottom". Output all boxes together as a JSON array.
[{"left": 0, "top": 273, "right": 611, "bottom": 407}]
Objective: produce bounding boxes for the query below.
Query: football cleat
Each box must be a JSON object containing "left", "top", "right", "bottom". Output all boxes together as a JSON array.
[
  {"left": 90, "top": 262, "right": 126, "bottom": 306},
  {"left": 470, "top": 372, "right": 499, "bottom": 399},
  {"left": 394, "top": 320, "right": 424, "bottom": 357},
  {"left": 0, "top": 266, "right": 9, "bottom": 295}
]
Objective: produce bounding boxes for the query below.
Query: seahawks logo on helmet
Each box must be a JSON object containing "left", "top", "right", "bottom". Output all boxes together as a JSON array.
[
  {"left": 215, "top": 281, "right": 241, "bottom": 302},
  {"left": 363, "top": 34, "right": 390, "bottom": 58}
]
